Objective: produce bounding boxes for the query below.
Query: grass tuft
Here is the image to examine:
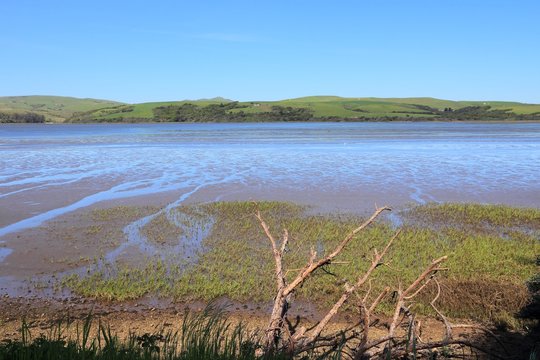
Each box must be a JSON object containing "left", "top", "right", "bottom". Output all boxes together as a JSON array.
[{"left": 0, "top": 306, "right": 291, "bottom": 359}]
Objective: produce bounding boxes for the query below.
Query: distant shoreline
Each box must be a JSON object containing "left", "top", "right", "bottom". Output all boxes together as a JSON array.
[
  {"left": 2, "top": 95, "right": 540, "bottom": 123},
  {"left": 2, "top": 119, "right": 540, "bottom": 125},
  {"left": 33, "top": 119, "right": 540, "bottom": 125}
]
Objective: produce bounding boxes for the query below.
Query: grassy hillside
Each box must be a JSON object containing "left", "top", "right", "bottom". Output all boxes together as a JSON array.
[
  {"left": 3, "top": 95, "right": 539, "bottom": 122},
  {"left": 272, "top": 96, "right": 540, "bottom": 117},
  {"left": 90, "top": 99, "right": 234, "bottom": 120},
  {"left": 0, "top": 96, "right": 123, "bottom": 122},
  {"left": 354, "top": 97, "right": 540, "bottom": 115},
  {"left": 69, "top": 95, "right": 540, "bottom": 122}
]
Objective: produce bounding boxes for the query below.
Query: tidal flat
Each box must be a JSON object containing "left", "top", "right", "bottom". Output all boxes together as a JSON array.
[
  {"left": 1, "top": 122, "right": 539, "bottom": 357},
  {"left": 0, "top": 201, "right": 537, "bottom": 325},
  {"left": 2, "top": 122, "right": 540, "bottom": 231}
]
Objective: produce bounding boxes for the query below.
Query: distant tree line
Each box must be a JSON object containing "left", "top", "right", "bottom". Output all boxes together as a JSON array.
[
  {"left": 152, "top": 102, "right": 315, "bottom": 122},
  {"left": 66, "top": 102, "right": 540, "bottom": 123},
  {"left": 0, "top": 111, "right": 45, "bottom": 123},
  {"left": 68, "top": 105, "right": 136, "bottom": 123},
  {"left": 391, "top": 105, "right": 540, "bottom": 121},
  {"left": 436, "top": 105, "right": 540, "bottom": 120}
]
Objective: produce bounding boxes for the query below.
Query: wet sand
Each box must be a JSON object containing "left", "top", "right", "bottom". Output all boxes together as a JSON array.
[
  {"left": 0, "top": 183, "right": 404, "bottom": 285},
  {"left": 1, "top": 171, "right": 540, "bottom": 295}
]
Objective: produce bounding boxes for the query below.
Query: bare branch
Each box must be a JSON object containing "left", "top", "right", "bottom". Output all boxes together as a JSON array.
[
  {"left": 403, "top": 256, "right": 448, "bottom": 297},
  {"left": 369, "top": 286, "right": 390, "bottom": 313},
  {"left": 430, "top": 279, "right": 453, "bottom": 342},
  {"left": 255, "top": 210, "right": 279, "bottom": 254},
  {"left": 388, "top": 256, "right": 448, "bottom": 341},
  {"left": 256, "top": 202, "right": 490, "bottom": 359},
  {"left": 404, "top": 276, "right": 433, "bottom": 300},
  {"left": 357, "top": 303, "right": 370, "bottom": 354},
  {"left": 387, "top": 340, "right": 508, "bottom": 360},
  {"left": 279, "top": 229, "right": 289, "bottom": 255},
  {"left": 362, "top": 279, "right": 372, "bottom": 304},
  {"left": 284, "top": 206, "right": 391, "bottom": 296},
  {"left": 302, "top": 230, "right": 400, "bottom": 344},
  {"left": 255, "top": 210, "right": 289, "bottom": 349}
]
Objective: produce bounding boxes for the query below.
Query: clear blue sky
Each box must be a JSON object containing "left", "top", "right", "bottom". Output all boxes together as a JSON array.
[{"left": 1, "top": 0, "right": 539, "bottom": 103}]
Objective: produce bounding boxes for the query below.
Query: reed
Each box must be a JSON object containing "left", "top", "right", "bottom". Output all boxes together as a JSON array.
[{"left": 0, "top": 307, "right": 291, "bottom": 360}]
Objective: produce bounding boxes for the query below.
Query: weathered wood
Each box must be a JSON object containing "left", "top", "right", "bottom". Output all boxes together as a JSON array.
[{"left": 255, "top": 204, "right": 494, "bottom": 359}]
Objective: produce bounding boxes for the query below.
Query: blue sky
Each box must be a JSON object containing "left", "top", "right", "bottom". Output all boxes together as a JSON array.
[{"left": 1, "top": 0, "right": 539, "bottom": 103}]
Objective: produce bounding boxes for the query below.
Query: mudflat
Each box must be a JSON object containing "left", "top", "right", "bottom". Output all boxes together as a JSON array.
[{"left": 0, "top": 123, "right": 539, "bottom": 357}]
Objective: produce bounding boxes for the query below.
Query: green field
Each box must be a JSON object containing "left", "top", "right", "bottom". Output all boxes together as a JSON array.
[{"left": 2, "top": 95, "right": 539, "bottom": 123}]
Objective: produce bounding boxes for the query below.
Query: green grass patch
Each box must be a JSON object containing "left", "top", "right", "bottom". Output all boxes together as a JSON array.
[
  {"left": 141, "top": 213, "right": 183, "bottom": 246},
  {"left": 63, "top": 202, "right": 540, "bottom": 324},
  {"left": 405, "top": 202, "right": 540, "bottom": 233},
  {"left": 91, "top": 206, "right": 157, "bottom": 222}
]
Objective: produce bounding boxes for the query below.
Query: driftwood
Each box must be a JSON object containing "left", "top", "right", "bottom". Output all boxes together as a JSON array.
[{"left": 256, "top": 205, "right": 502, "bottom": 359}]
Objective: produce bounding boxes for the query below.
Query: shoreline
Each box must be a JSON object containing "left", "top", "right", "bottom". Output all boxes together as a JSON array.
[
  {"left": 2, "top": 187, "right": 539, "bottom": 279},
  {"left": 0, "top": 295, "right": 489, "bottom": 351},
  {"left": 17, "top": 119, "right": 540, "bottom": 125}
]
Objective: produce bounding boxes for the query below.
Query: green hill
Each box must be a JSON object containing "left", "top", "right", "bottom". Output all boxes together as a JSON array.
[
  {"left": 3, "top": 95, "right": 539, "bottom": 123},
  {"left": 271, "top": 96, "right": 540, "bottom": 118},
  {"left": 73, "top": 96, "right": 540, "bottom": 122},
  {"left": 0, "top": 96, "right": 123, "bottom": 122}
]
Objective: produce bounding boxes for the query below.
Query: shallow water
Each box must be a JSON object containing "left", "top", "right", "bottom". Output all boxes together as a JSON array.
[{"left": 1, "top": 122, "right": 539, "bottom": 243}]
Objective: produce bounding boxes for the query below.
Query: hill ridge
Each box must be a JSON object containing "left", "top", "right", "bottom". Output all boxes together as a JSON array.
[{"left": 2, "top": 95, "right": 539, "bottom": 123}]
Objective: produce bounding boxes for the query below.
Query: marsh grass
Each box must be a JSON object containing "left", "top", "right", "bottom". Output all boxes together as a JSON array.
[
  {"left": 0, "top": 307, "right": 294, "bottom": 360},
  {"left": 86, "top": 205, "right": 162, "bottom": 253},
  {"left": 90, "top": 206, "right": 158, "bottom": 223},
  {"left": 141, "top": 213, "right": 183, "bottom": 246},
  {"left": 405, "top": 203, "right": 540, "bottom": 234},
  {"left": 63, "top": 202, "right": 540, "bottom": 324}
]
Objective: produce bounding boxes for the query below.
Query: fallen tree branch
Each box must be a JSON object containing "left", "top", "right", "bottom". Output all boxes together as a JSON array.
[
  {"left": 256, "top": 206, "right": 390, "bottom": 351},
  {"left": 255, "top": 203, "right": 496, "bottom": 359}
]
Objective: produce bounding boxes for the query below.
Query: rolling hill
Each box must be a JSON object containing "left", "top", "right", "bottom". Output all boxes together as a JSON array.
[
  {"left": 2, "top": 95, "right": 540, "bottom": 123},
  {"left": 0, "top": 96, "right": 123, "bottom": 122},
  {"left": 274, "top": 96, "right": 540, "bottom": 117}
]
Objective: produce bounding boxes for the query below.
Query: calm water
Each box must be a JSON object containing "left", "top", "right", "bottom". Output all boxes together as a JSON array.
[{"left": 1, "top": 122, "right": 539, "bottom": 248}]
